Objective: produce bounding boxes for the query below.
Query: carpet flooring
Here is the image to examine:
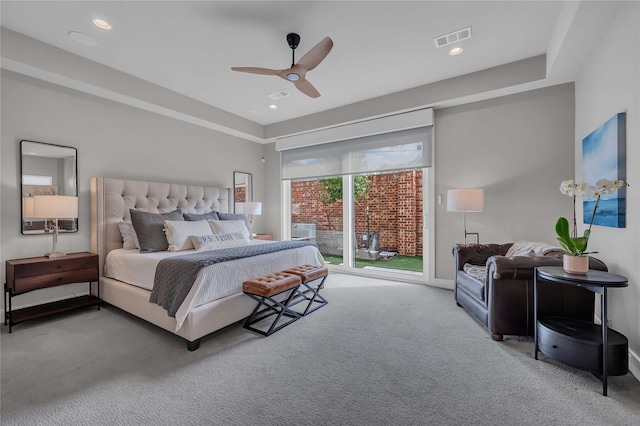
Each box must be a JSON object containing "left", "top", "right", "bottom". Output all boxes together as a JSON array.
[{"left": 2, "top": 274, "right": 640, "bottom": 425}]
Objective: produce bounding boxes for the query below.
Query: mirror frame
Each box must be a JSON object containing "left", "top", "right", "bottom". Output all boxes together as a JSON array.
[
  {"left": 20, "top": 140, "right": 78, "bottom": 235},
  {"left": 233, "top": 171, "right": 253, "bottom": 213}
]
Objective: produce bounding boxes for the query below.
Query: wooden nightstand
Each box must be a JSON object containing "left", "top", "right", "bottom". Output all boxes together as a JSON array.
[
  {"left": 253, "top": 234, "right": 273, "bottom": 241},
  {"left": 5, "top": 251, "right": 100, "bottom": 332}
]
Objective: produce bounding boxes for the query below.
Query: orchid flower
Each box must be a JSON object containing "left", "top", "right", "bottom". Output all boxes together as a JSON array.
[{"left": 556, "top": 178, "right": 629, "bottom": 256}]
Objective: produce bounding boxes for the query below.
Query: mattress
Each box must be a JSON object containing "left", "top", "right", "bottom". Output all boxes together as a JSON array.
[{"left": 105, "top": 240, "right": 324, "bottom": 331}]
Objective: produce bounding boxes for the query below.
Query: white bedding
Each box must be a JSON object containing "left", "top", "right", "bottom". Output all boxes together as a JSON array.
[{"left": 105, "top": 240, "right": 324, "bottom": 331}]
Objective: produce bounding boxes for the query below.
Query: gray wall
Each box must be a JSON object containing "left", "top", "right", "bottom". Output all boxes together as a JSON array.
[
  {"left": 1, "top": 70, "right": 265, "bottom": 309},
  {"left": 434, "top": 83, "right": 576, "bottom": 278},
  {"left": 574, "top": 1, "right": 639, "bottom": 377}
]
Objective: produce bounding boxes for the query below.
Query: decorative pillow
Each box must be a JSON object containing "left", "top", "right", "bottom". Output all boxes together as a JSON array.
[
  {"left": 117, "top": 221, "right": 140, "bottom": 250},
  {"left": 164, "top": 220, "right": 212, "bottom": 252},
  {"left": 183, "top": 211, "right": 219, "bottom": 221},
  {"left": 217, "top": 212, "right": 253, "bottom": 239},
  {"left": 130, "top": 209, "right": 183, "bottom": 253},
  {"left": 207, "top": 219, "right": 251, "bottom": 240},
  {"left": 190, "top": 232, "right": 248, "bottom": 251}
]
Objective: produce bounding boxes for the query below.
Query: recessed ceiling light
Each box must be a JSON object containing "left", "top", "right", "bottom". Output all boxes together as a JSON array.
[
  {"left": 449, "top": 47, "right": 463, "bottom": 56},
  {"left": 92, "top": 18, "right": 111, "bottom": 30},
  {"left": 68, "top": 31, "right": 98, "bottom": 46},
  {"left": 268, "top": 104, "right": 278, "bottom": 110}
]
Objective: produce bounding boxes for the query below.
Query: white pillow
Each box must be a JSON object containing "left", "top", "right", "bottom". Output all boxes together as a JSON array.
[
  {"left": 164, "top": 220, "right": 212, "bottom": 252},
  {"left": 190, "top": 232, "right": 249, "bottom": 251},
  {"left": 118, "top": 221, "right": 140, "bottom": 250},
  {"left": 207, "top": 219, "right": 251, "bottom": 240}
]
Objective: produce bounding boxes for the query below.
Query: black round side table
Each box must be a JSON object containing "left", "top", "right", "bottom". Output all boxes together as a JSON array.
[{"left": 534, "top": 266, "right": 628, "bottom": 396}]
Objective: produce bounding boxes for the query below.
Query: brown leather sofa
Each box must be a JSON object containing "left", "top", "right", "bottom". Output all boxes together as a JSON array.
[{"left": 452, "top": 243, "right": 607, "bottom": 341}]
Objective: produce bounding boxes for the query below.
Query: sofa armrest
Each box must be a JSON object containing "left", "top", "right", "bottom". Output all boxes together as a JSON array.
[
  {"left": 487, "top": 255, "right": 561, "bottom": 280},
  {"left": 487, "top": 254, "right": 608, "bottom": 279},
  {"left": 453, "top": 243, "right": 513, "bottom": 271}
]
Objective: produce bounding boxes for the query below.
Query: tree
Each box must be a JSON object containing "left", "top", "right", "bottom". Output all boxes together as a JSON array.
[{"left": 318, "top": 175, "right": 370, "bottom": 233}]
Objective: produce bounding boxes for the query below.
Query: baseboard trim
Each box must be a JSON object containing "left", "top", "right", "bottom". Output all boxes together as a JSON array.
[{"left": 629, "top": 348, "right": 640, "bottom": 381}]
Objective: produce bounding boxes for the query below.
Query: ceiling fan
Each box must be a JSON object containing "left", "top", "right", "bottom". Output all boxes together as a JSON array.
[{"left": 231, "top": 33, "right": 333, "bottom": 98}]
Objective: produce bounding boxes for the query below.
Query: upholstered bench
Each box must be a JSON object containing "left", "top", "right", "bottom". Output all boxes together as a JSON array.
[
  {"left": 242, "top": 272, "right": 302, "bottom": 336},
  {"left": 283, "top": 264, "right": 329, "bottom": 316}
]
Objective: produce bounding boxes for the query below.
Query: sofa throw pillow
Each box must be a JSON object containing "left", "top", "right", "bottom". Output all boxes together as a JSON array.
[
  {"left": 217, "top": 212, "right": 253, "bottom": 239},
  {"left": 183, "top": 211, "right": 219, "bottom": 221},
  {"left": 130, "top": 209, "right": 184, "bottom": 253},
  {"left": 190, "top": 232, "right": 248, "bottom": 251},
  {"left": 118, "top": 221, "right": 140, "bottom": 250},
  {"left": 164, "top": 220, "right": 213, "bottom": 252},
  {"left": 207, "top": 219, "right": 251, "bottom": 241}
]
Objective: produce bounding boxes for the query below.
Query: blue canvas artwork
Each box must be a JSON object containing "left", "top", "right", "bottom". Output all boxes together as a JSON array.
[{"left": 582, "top": 113, "right": 626, "bottom": 228}]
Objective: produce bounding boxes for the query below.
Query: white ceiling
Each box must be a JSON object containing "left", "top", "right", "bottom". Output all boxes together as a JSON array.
[{"left": 0, "top": 1, "right": 625, "bottom": 135}]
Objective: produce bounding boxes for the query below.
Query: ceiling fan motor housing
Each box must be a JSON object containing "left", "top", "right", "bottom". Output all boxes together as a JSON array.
[{"left": 287, "top": 33, "right": 300, "bottom": 50}]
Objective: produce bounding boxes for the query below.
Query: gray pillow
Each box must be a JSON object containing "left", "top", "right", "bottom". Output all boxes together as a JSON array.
[
  {"left": 217, "top": 212, "right": 252, "bottom": 239},
  {"left": 183, "top": 211, "right": 219, "bottom": 221},
  {"left": 129, "top": 209, "right": 183, "bottom": 253},
  {"left": 117, "top": 221, "right": 140, "bottom": 250}
]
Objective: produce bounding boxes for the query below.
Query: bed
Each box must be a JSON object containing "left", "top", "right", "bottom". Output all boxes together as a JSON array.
[{"left": 90, "top": 177, "right": 324, "bottom": 350}]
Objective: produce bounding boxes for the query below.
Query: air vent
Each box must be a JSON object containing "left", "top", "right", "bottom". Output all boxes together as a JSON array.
[
  {"left": 434, "top": 26, "right": 472, "bottom": 48},
  {"left": 267, "top": 90, "right": 290, "bottom": 100}
]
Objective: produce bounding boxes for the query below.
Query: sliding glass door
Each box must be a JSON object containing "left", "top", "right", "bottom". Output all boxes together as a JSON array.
[{"left": 289, "top": 168, "right": 426, "bottom": 278}]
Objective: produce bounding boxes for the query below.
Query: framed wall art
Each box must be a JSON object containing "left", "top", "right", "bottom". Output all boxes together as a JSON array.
[{"left": 582, "top": 112, "right": 626, "bottom": 228}]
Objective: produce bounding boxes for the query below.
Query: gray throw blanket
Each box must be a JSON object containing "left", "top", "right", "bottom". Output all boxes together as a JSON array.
[{"left": 149, "top": 241, "right": 316, "bottom": 317}]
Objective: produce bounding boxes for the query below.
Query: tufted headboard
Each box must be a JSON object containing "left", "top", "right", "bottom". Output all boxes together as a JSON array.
[{"left": 91, "top": 177, "right": 232, "bottom": 275}]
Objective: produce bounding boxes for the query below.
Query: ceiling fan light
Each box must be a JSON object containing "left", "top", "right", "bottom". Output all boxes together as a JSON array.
[{"left": 286, "top": 73, "right": 300, "bottom": 81}]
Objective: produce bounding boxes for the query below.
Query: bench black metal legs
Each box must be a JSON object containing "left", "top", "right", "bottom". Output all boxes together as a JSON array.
[
  {"left": 243, "top": 285, "right": 301, "bottom": 337},
  {"left": 291, "top": 275, "right": 328, "bottom": 316},
  {"left": 243, "top": 266, "right": 328, "bottom": 337}
]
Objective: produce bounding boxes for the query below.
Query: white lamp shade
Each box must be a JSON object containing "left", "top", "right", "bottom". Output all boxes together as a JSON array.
[
  {"left": 33, "top": 195, "right": 78, "bottom": 218},
  {"left": 447, "top": 189, "right": 484, "bottom": 212},
  {"left": 235, "top": 201, "right": 262, "bottom": 215},
  {"left": 22, "top": 197, "right": 35, "bottom": 218}
]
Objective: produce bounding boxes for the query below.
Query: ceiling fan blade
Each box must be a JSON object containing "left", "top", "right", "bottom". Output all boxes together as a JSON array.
[
  {"left": 231, "top": 67, "right": 280, "bottom": 76},
  {"left": 297, "top": 37, "right": 333, "bottom": 71},
  {"left": 294, "top": 79, "right": 321, "bottom": 98}
]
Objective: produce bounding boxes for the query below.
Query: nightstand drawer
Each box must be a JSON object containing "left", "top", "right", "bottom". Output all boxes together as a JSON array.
[
  {"left": 14, "top": 267, "right": 99, "bottom": 293},
  {"left": 9, "top": 254, "right": 97, "bottom": 279}
]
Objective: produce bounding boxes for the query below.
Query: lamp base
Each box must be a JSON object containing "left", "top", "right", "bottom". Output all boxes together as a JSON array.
[{"left": 45, "top": 251, "right": 67, "bottom": 259}]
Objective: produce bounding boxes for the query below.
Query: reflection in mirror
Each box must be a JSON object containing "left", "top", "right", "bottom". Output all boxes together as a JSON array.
[
  {"left": 21, "top": 140, "right": 78, "bottom": 234},
  {"left": 233, "top": 171, "right": 252, "bottom": 213}
]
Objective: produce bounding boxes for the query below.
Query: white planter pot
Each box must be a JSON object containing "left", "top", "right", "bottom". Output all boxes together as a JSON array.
[{"left": 563, "top": 254, "right": 589, "bottom": 275}]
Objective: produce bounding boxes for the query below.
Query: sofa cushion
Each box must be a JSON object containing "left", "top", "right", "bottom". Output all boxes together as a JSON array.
[{"left": 456, "top": 271, "right": 485, "bottom": 301}]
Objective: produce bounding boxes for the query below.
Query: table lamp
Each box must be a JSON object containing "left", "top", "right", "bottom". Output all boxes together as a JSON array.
[
  {"left": 33, "top": 195, "right": 78, "bottom": 258},
  {"left": 235, "top": 201, "right": 262, "bottom": 224}
]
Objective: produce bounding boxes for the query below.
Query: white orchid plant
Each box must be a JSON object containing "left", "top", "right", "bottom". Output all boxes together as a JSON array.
[{"left": 556, "top": 178, "right": 629, "bottom": 256}]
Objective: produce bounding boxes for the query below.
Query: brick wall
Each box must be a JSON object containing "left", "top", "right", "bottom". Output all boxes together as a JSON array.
[
  {"left": 291, "top": 171, "right": 423, "bottom": 256},
  {"left": 234, "top": 187, "right": 246, "bottom": 202}
]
